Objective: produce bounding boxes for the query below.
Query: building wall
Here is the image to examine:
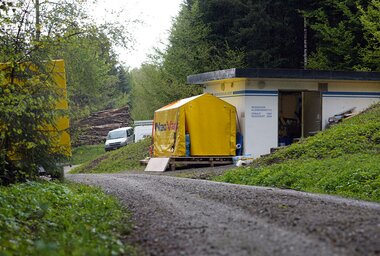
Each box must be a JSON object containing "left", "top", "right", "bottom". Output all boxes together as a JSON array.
[
  {"left": 322, "top": 82, "right": 380, "bottom": 128},
  {"left": 243, "top": 92, "right": 278, "bottom": 158}
]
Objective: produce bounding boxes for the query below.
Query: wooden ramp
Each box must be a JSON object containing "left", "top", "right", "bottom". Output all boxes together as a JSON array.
[
  {"left": 144, "top": 158, "right": 170, "bottom": 172},
  {"left": 144, "top": 156, "right": 233, "bottom": 172}
]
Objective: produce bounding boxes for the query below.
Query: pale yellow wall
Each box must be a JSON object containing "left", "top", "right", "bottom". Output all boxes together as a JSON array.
[
  {"left": 204, "top": 79, "right": 246, "bottom": 94},
  {"left": 245, "top": 79, "right": 380, "bottom": 92},
  {"left": 327, "top": 81, "right": 380, "bottom": 92},
  {"left": 246, "top": 79, "right": 318, "bottom": 91},
  {"left": 205, "top": 78, "right": 380, "bottom": 93}
]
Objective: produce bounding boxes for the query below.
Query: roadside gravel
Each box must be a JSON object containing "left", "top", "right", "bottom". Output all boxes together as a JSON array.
[{"left": 67, "top": 172, "right": 380, "bottom": 256}]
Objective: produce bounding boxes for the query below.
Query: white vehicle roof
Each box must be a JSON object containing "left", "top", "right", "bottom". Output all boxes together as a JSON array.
[{"left": 108, "top": 127, "right": 133, "bottom": 133}]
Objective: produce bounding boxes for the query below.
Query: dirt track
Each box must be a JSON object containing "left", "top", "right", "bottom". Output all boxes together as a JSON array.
[{"left": 67, "top": 172, "right": 380, "bottom": 256}]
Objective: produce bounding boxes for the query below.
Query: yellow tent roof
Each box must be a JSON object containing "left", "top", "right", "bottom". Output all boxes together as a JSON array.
[{"left": 156, "top": 94, "right": 203, "bottom": 112}]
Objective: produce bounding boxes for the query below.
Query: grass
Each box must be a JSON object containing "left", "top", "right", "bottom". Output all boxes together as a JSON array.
[
  {"left": 70, "top": 138, "right": 151, "bottom": 174},
  {"left": 70, "top": 144, "right": 105, "bottom": 165},
  {"left": 0, "top": 181, "right": 135, "bottom": 255},
  {"left": 217, "top": 153, "right": 380, "bottom": 201},
  {"left": 215, "top": 103, "right": 380, "bottom": 202}
]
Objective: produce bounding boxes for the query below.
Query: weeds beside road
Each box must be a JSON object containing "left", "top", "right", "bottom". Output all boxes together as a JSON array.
[{"left": 0, "top": 181, "right": 135, "bottom": 255}]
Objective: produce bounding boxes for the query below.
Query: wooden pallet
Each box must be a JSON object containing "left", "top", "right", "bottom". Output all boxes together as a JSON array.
[
  {"left": 169, "top": 156, "right": 233, "bottom": 171},
  {"left": 139, "top": 158, "right": 149, "bottom": 166},
  {"left": 142, "top": 156, "right": 234, "bottom": 172}
]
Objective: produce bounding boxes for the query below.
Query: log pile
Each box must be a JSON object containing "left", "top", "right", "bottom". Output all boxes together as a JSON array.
[{"left": 72, "top": 106, "right": 132, "bottom": 146}]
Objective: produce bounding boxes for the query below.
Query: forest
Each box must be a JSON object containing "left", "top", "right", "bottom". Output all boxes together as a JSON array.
[
  {"left": 1, "top": 0, "right": 380, "bottom": 183},
  {"left": 130, "top": 0, "right": 380, "bottom": 119}
]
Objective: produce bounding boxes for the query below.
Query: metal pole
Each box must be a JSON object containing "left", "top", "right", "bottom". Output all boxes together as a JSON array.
[
  {"left": 304, "top": 16, "right": 307, "bottom": 69},
  {"left": 35, "top": 0, "right": 40, "bottom": 42}
]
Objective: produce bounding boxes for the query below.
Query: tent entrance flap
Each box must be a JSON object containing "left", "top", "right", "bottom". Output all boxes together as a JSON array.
[{"left": 153, "top": 107, "right": 185, "bottom": 157}]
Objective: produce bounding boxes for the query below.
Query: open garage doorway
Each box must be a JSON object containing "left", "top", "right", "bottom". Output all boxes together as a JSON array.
[{"left": 278, "top": 91, "right": 322, "bottom": 146}]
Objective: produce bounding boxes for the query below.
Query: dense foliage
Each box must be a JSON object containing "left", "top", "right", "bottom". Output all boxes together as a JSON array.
[
  {"left": 0, "top": 181, "right": 134, "bottom": 255},
  {"left": 196, "top": 0, "right": 306, "bottom": 68},
  {"left": 187, "top": 0, "right": 380, "bottom": 71},
  {"left": 359, "top": 0, "right": 380, "bottom": 71},
  {"left": 53, "top": 31, "right": 131, "bottom": 119},
  {"left": 71, "top": 138, "right": 151, "bottom": 174},
  {"left": 0, "top": 0, "right": 131, "bottom": 183},
  {"left": 216, "top": 103, "right": 380, "bottom": 202}
]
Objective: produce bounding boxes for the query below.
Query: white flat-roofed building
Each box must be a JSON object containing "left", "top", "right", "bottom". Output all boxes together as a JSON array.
[{"left": 187, "top": 68, "right": 380, "bottom": 158}]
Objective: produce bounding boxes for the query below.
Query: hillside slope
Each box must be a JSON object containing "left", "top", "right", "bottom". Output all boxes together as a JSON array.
[
  {"left": 70, "top": 138, "right": 150, "bottom": 174},
  {"left": 216, "top": 103, "right": 380, "bottom": 202}
]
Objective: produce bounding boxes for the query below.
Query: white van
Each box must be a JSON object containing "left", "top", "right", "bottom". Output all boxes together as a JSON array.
[{"left": 104, "top": 127, "right": 134, "bottom": 151}]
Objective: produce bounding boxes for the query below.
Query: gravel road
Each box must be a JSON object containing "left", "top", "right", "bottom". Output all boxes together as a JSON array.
[{"left": 67, "top": 173, "right": 380, "bottom": 256}]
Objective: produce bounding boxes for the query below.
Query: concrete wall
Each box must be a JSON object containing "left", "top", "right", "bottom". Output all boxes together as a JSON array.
[{"left": 244, "top": 93, "right": 278, "bottom": 158}]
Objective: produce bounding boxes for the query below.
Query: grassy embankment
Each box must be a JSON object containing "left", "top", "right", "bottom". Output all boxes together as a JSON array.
[
  {"left": 215, "top": 103, "right": 380, "bottom": 202},
  {"left": 70, "top": 138, "right": 150, "bottom": 174},
  {"left": 70, "top": 144, "right": 105, "bottom": 165},
  {"left": 0, "top": 181, "right": 135, "bottom": 255}
]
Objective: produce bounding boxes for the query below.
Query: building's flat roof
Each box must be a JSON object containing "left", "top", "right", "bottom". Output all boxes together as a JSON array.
[{"left": 187, "top": 68, "right": 380, "bottom": 84}]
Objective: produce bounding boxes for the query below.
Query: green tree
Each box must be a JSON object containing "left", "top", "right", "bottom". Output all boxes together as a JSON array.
[
  {"left": 0, "top": 0, "right": 131, "bottom": 184},
  {"left": 162, "top": 1, "right": 246, "bottom": 83},
  {"left": 53, "top": 33, "right": 120, "bottom": 118},
  {"left": 0, "top": 0, "right": 74, "bottom": 183},
  {"left": 130, "top": 64, "right": 166, "bottom": 120},
  {"left": 130, "top": 0, "right": 246, "bottom": 120},
  {"left": 305, "top": 0, "right": 369, "bottom": 70},
  {"left": 115, "top": 66, "right": 131, "bottom": 94},
  {"left": 196, "top": 0, "right": 306, "bottom": 68},
  {"left": 359, "top": 0, "right": 380, "bottom": 71}
]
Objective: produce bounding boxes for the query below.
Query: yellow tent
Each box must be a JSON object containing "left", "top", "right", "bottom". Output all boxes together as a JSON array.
[{"left": 153, "top": 93, "right": 236, "bottom": 157}]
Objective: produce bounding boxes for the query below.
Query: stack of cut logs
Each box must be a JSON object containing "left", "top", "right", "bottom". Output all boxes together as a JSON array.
[{"left": 72, "top": 106, "right": 132, "bottom": 146}]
